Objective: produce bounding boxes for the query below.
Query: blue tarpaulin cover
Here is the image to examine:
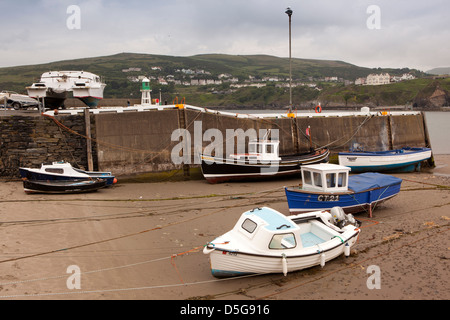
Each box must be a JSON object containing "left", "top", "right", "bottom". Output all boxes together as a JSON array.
[{"left": 348, "top": 172, "right": 402, "bottom": 193}]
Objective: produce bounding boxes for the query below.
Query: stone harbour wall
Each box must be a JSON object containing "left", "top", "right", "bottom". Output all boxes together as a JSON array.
[
  {"left": 0, "top": 114, "right": 95, "bottom": 179},
  {"left": 0, "top": 108, "right": 432, "bottom": 180}
]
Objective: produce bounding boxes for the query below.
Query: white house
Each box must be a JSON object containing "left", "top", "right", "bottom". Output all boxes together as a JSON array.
[
  {"left": 355, "top": 77, "right": 366, "bottom": 85},
  {"left": 366, "top": 73, "right": 390, "bottom": 85},
  {"left": 391, "top": 73, "right": 416, "bottom": 82}
]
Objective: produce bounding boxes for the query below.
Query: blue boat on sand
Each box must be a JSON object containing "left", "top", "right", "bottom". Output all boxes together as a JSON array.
[
  {"left": 284, "top": 163, "right": 402, "bottom": 217},
  {"left": 338, "top": 147, "right": 432, "bottom": 173}
]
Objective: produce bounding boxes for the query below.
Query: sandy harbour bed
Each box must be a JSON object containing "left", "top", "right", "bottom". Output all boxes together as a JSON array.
[{"left": 0, "top": 155, "right": 448, "bottom": 302}]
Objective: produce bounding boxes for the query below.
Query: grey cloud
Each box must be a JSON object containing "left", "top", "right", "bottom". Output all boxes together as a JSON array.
[{"left": 0, "top": 0, "right": 448, "bottom": 71}]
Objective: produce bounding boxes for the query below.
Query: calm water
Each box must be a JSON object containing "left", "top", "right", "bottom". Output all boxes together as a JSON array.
[{"left": 225, "top": 110, "right": 450, "bottom": 155}]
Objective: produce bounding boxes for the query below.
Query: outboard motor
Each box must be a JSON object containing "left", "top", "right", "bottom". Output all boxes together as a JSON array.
[{"left": 330, "top": 207, "right": 360, "bottom": 228}]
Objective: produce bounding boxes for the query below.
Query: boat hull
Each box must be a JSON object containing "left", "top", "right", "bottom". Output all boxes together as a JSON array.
[
  {"left": 77, "top": 96, "right": 102, "bottom": 108},
  {"left": 338, "top": 147, "right": 432, "bottom": 173},
  {"left": 23, "top": 179, "right": 107, "bottom": 194},
  {"left": 201, "top": 149, "right": 329, "bottom": 183},
  {"left": 285, "top": 173, "right": 402, "bottom": 215},
  {"left": 206, "top": 228, "right": 359, "bottom": 277},
  {"left": 72, "top": 84, "right": 106, "bottom": 108},
  {"left": 19, "top": 164, "right": 116, "bottom": 186}
]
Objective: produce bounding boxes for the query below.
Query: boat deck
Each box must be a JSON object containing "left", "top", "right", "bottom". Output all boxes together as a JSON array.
[{"left": 300, "top": 232, "right": 326, "bottom": 247}]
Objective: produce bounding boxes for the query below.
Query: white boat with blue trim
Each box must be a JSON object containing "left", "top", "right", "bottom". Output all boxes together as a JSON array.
[
  {"left": 203, "top": 206, "right": 360, "bottom": 278},
  {"left": 19, "top": 161, "right": 117, "bottom": 186},
  {"left": 338, "top": 147, "right": 432, "bottom": 173}
]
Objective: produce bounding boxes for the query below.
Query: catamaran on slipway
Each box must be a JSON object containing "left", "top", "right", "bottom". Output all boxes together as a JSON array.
[{"left": 27, "top": 71, "right": 106, "bottom": 108}]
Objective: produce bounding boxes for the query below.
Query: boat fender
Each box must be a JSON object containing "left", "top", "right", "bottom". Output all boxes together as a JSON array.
[
  {"left": 203, "top": 243, "right": 215, "bottom": 254},
  {"left": 344, "top": 243, "right": 350, "bottom": 257},
  {"left": 320, "top": 253, "right": 326, "bottom": 268},
  {"left": 282, "top": 254, "right": 288, "bottom": 276}
]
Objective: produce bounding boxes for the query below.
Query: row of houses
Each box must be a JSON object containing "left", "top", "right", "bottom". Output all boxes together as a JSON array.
[
  {"left": 126, "top": 75, "right": 238, "bottom": 86},
  {"left": 123, "top": 65, "right": 417, "bottom": 88},
  {"left": 355, "top": 73, "right": 416, "bottom": 86}
]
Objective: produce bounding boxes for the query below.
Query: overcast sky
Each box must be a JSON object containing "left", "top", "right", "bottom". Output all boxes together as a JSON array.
[{"left": 0, "top": 0, "right": 448, "bottom": 71}]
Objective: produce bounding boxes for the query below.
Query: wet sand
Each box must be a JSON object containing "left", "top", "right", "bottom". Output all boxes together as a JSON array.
[{"left": 0, "top": 155, "right": 448, "bottom": 301}]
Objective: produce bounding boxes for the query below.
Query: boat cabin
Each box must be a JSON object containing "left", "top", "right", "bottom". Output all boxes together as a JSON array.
[
  {"left": 301, "top": 163, "right": 350, "bottom": 192},
  {"left": 233, "top": 207, "right": 338, "bottom": 252},
  {"left": 230, "top": 139, "right": 281, "bottom": 162},
  {"left": 38, "top": 161, "right": 89, "bottom": 177}
]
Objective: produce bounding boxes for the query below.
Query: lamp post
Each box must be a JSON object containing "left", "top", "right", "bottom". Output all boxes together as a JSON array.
[{"left": 285, "top": 7, "right": 293, "bottom": 107}]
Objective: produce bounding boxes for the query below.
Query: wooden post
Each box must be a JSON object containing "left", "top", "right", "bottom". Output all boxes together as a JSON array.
[
  {"left": 84, "top": 108, "right": 94, "bottom": 171},
  {"left": 386, "top": 115, "right": 394, "bottom": 150},
  {"left": 291, "top": 118, "right": 301, "bottom": 154},
  {"left": 177, "top": 105, "right": 190, "bottom": 177}
]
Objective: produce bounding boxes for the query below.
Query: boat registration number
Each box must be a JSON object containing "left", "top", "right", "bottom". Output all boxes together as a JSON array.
[{"left": 317, "top": 194, "right": 340, "bottom": 202}]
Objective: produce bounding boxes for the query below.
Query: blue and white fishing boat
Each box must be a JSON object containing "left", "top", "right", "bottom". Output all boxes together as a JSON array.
[
  {"left": 284, "top": 163, "right": 402, "bottom": 217},
  {"left": 203, "top": 206, "right": 360, "bottom": 278},
  {"left": 338, "top": 147, "right": 432, "bottom": 173},
  {"left": 19, "top": 161, "right": 117, "bottom": 186}
]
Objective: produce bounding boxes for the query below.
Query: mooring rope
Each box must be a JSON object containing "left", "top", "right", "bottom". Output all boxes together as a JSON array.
[{"left": 0, "top": 186, "right": 281, "bottom": 266}]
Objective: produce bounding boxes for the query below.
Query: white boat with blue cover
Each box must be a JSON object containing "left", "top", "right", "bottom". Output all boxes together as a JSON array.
[
  {"left": 338, "top": 147, "right": 432, "bottom": 173},
  {"left": 203, "top": 206, "right": 360, "bottom": 278},
  {"left": 284, "top": 163, "right": 402, "bottom": 217}
]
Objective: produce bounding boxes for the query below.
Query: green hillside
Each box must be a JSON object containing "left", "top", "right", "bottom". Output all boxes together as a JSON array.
[
  {"left": 0, "top": 52, "right": 440, "bottom": 108},
  {"left": 318, "top": 78, "right": 450, "bottom": 108}
]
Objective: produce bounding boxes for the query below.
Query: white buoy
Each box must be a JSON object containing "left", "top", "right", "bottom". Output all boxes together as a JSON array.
[
  {"left": 320, "top": 253, "right": 326, "bottom": 268},
  {"left": 282, "top": 254, "right": 288, "bottom": 276}
]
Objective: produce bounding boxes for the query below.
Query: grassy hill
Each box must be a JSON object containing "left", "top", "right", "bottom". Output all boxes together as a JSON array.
[
  {"left": 426, "top": 67, "right": 450, "bottom": 75},
  {"left": 0, "top": 52, "right": 438, "bottom": 108},
  {"left": 318, "top": 78, "right": 450, "bottom": 108}
]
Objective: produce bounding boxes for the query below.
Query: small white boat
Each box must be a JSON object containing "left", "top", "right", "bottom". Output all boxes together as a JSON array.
[
  {"left": 19, "top": 161, "right": 117, "bottom": 186},
  {"left": 203, "top": 206, "right": 360, "bottom": 278},
  {"left": 338, "top": 147, "right": 432, "bottom": 173}
]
